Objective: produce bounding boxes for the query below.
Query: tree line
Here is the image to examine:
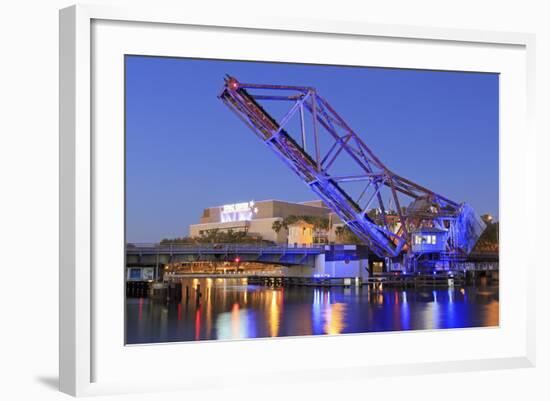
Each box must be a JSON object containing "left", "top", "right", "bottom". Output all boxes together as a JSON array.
[{"left": 160, "top": 228, "right": 273, "bottom": 245}]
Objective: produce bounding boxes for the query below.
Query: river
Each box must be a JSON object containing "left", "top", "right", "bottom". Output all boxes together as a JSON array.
[{"left": 126, "top": 277, "right": 498, "bottom": 344}]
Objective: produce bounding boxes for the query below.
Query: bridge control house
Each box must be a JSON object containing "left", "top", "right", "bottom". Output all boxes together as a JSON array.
[
  {"left": 411, "top": 227, "right": 449, "bottom": 254},
  {"left": 188, "top": 199, "right": 341, "bottom": 245}
]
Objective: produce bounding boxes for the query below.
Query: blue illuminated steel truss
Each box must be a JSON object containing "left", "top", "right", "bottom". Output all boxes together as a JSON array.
[{"left": 219, "top": 76, "right": 485, "bottom": 259}]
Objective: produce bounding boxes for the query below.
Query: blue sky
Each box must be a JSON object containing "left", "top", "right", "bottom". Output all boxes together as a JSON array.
[{"left": 125, "top": 56, "right": 499, "bottom": 243}]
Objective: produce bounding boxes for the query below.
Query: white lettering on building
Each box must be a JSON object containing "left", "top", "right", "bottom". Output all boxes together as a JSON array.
[{"left": 220, "top": 201, "right": 258, "bottom": 222}]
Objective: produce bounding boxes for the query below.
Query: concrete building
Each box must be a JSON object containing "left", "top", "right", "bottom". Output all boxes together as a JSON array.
[
  {"left": 287, "top": 220, "right": 314, "bottom": 247},
  {"left": 189, "top": 199, "right": 341, "bottom": 243}
]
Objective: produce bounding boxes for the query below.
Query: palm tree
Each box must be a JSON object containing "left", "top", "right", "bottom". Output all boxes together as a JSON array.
[
  {"left": 272, "top": 220, "right": 283, "bottom": 234},
  {"left": 335, "top": 225, "right": 345, "bottom": 240}
]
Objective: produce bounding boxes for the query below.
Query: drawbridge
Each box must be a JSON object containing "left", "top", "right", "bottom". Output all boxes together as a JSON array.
[{"left": 219, "top": 76, "right": 485, "bottom": 261}]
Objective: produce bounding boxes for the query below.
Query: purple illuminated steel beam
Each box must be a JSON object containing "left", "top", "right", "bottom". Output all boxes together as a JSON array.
[
  {"left": 219, "top": 78, "right": 401, "bottom": 256},
  {"left": 218, "top": 76, "right": 463, "bottom": 257},
  {"left": 301, "top": 96, "right": 393, "bottom": 230}
]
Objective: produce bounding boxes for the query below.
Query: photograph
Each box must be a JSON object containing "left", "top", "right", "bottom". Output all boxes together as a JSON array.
[{"left": 124, "top": 56, "right": 499, "bottom": 344}]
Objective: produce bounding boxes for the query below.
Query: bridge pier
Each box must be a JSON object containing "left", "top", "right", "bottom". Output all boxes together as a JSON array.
[{"left": 273, "top": 254, "right": 369, "bottom": 282}]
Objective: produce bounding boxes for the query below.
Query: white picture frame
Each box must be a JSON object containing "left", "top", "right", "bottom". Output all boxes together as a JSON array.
[{"left": 59, "top": 4, "right": 536, "bottom": 397}]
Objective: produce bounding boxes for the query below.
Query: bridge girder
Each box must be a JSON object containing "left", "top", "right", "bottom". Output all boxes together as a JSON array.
[{"left": 219, "top": 76, "right": 485, "bottom": 258}]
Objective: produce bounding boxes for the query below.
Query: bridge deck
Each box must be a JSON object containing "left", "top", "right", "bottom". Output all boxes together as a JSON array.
[
  {"left": 127, "top": 243, "right": 325, "bottom": 255},
  {"left": 126, "top": 243, "right": 326, "bottom": 267}
]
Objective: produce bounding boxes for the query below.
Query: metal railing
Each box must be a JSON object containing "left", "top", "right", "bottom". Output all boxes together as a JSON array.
[{"left": 126, "top": 242, "right": 326, "bottom": 253}]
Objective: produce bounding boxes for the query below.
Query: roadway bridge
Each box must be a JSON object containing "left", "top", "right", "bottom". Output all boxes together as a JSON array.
[
  {"left": 125, "top": 243, "right": 495, "bottom": 283},
  {"left": 126, "top": 243, "right": 325, "bottom": 268}
]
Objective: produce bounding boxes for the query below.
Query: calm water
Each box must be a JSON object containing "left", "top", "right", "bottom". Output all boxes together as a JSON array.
[{"left": 126, "top": 278, "right": 499, "bottom": 344}]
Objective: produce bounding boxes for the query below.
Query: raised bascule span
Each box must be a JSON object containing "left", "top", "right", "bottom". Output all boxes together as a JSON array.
[{"left": 219, "top": 76, "right": 486, "bottom": 265}]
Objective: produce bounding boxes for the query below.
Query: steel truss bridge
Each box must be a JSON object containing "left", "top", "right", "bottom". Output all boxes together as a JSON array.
[{"left": 219, "top": 76, "right": 486, "bottom": 261}]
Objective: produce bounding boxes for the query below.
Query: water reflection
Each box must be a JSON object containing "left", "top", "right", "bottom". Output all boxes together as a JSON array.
[
  {"left": 325, "top": 303, "right": 346, "bottom": 335},
  {"left": 269, "top": 290, "right": 281, "bottom": 337},
  {"left": 215, "top": 302, "right": 252, "bottom": 340},
  {"left": 126, "top": 278, "right": 499, "bottom": 344},
  {"left": 400, "top": 291, "right": 410, "bottom": 330}
]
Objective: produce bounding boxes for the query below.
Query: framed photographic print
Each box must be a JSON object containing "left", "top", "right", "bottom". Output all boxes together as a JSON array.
[{"left": 59, "top": 4, "right": 536, "bottom": 396}]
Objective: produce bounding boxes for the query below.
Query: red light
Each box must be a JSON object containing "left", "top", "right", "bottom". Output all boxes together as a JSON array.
[
  {"left": 234, "top": 257, "right": 241, "bottom": 264},
  {"left": 227, "top": 78, "right": 239, "bottom": 90}
]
